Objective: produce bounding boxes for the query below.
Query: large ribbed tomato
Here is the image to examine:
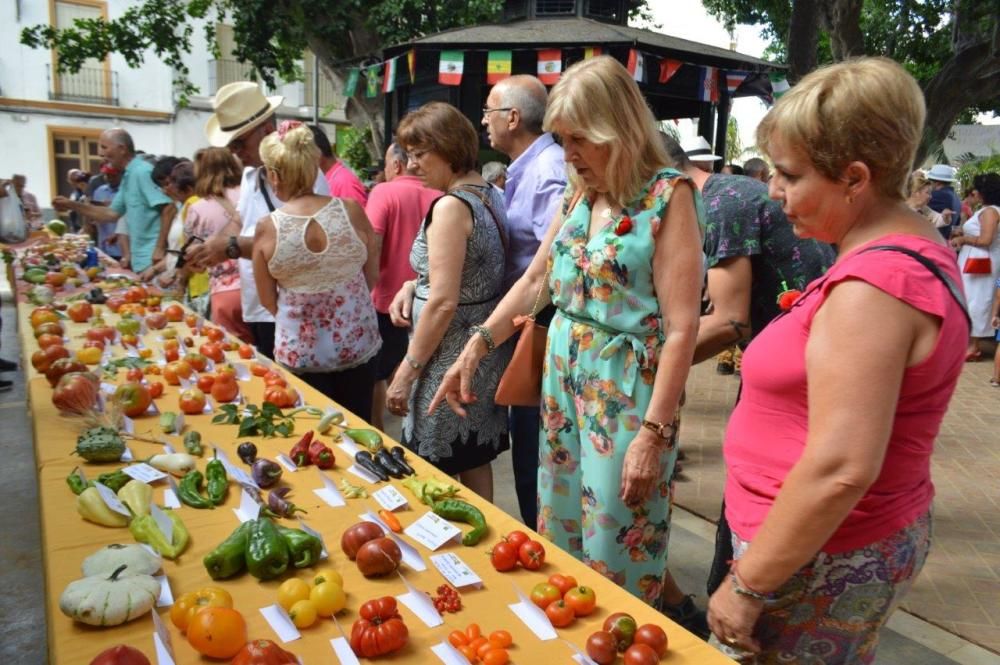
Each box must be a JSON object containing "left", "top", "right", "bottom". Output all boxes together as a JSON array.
[{"left": 350, "top": 596, "right": 408, "bottom": 658}]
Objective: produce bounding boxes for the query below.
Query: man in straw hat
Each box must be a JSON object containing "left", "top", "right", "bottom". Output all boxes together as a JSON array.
[
  {"left": 186, "top": 81, "right": 329, "bottom": 358},
  {"left": 681, "top": 135, "right": 722, "bottom": 174},
  {"left": 926, "top": 163, "right": 962, "bottom": 240}
]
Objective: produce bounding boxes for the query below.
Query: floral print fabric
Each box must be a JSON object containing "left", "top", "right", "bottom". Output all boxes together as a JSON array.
[{"left": 538, "top": 168, "right": 686, "bottom": 608}]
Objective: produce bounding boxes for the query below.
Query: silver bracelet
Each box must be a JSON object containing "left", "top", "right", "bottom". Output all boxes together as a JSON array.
[
  {"left": 471, "top": 325, "right": 496, "bottom": 353},
  {"left": 404, "top": 354, "right": 424, "bottom": 371}
]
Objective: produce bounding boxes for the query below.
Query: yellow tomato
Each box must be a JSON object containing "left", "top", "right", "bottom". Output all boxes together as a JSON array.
[
  {"left": 170, "top": 587, "right": 233, "bottom": 633},
  {"left": 138, "top": 348, "right": 153, "bottom": 359},
  {"left": 310, "top": 581, "right": 346, "bottom": 617},
  {"left": 311, "top": 568, "right": 343, "bottom": 588},
  {"left": 277, "top": 578, "right": 312, "bottom": 612},
  {"left": 161, "top": 327, "right": 178, "bottom": 339},
  {"left": 75, "top": 347, "right": 103, "bottom": 365},
  {"left": 288, "top": 599, "right": 318, "bottom": 629}
]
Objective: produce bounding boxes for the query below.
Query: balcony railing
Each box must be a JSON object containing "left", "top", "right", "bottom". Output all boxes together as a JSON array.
[
  {"left": 209, "top": 59, "right": 342, "bottom": 111},
  {"left": 47, "top": 64, "right": 119, "bottom": 106}
]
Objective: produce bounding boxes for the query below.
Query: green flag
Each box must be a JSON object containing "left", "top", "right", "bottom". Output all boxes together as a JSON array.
[
  {"left": 365, "top": 66, "right": 380, "bottom": 98},
  {"left": 343, "top": 68, "right": 360, "bottom": 97},
  {"left": 770, "top": 72, "right": 790, "bottom": 99}
]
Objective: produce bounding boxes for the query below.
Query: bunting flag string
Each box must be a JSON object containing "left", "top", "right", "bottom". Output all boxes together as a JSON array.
[
  {"left": 725, "top": 70, "right": 750, "bottom": 94},
  {"left": 407, "top": 50, "right": 417, "bottom": 84},
  {"left": 537, "top": 49, "right": 562, "bottom": 85},
  {"left": 698, "top": 65, "right": 719, "bottom": 103},
  {"left": 627, "top": 49, "right": 645, "bottom": 83},
  {"left": 382, "top": 56, "right": 399, "bottom": 93},
  {"left": 439, "top": 50, "right": 464, "bottom": 85},
  {"left": 487, "top": 50, "right": 513, "bottom": 84},
  {"left": 659, "top": 58, "right": 682, "bottom": 84}
]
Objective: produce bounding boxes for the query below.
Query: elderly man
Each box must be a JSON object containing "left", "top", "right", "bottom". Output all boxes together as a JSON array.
[
  {"left": 481, "top": 74, "right": 566, "bottom": 530},
  {"left": 742, "top": 158, "right": 770, "bottom": 183},
  {"left": 681, "top": 135, "right": 722, "bottom": 174},
  {"left": 185, "top": 82, "right": 329, "bottom": 358},
  {"left": 53, "top": 130, "right": 173, "bottom": 272},
  {"left": 926, "top": 164, "right": 962, "bottom": 239},
  {"left": 365, "top": 142, "right": 440, "bottom": 429}
]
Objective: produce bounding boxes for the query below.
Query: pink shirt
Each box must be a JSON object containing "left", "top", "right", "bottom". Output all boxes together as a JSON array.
[
  {"left": 185, "top": 188, "right": 241, "bottom": 294},
  {"left": 365, "top": 175, "right": 441, "bottom": 312},
  {"left": 324, "top": 161, "right": 368, "bottom": 207},
  {"left": 724, "top": 234, "right": 966, "bottom": 553}
]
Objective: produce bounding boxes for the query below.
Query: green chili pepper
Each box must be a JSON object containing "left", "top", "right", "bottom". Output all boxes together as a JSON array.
[
  {"left": 203, "top": 521, "right": 251, "bottom": 580},
  {"left": 95, "top": 469, "right": 132, "bottom": 493},
  {"left": 129, "top": 510, "right": 190, "bottom": 559},
  {"left": 177, "top": 470, "right": 215, "bottom": 509},
  {"left": 66, "top": 468, "right": 88, "bottom": 495},
  {"left": 431, "top": 498, "right": 488, "bottom": 546},
  {"left": 205, "top": 457, "right": 228, "bottom": 505},
  {"left": 183, "top": 430, "right": 204, "bottom": 456},
  {"left": 245, "top": 518, "right": 289, "bottom": 580},
  {"left": 275, "top": 525, "right": 323, "bottom": 569}
]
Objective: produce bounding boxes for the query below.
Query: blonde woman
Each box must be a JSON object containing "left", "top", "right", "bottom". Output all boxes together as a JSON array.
[
  {"left": 429, "top": 56, "right": 703, "bottom": 608},
  {"left": 905, "top": 171, "right": 944, "bottom": 228},
  {"left": 707, "top": 58, "right": 967, "bottom": 663},
  {"left": 252, "top": 121, "right": 381, "bottom": 420}
]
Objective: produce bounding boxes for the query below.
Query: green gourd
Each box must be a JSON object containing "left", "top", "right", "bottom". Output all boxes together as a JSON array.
[{"left": 75, "top": 426, "right": 126, "bottom": 462}]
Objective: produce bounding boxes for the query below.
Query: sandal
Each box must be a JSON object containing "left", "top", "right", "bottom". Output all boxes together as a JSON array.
[
  {"left": 991, "top": 380, "right": 1000, "bottom": 388},
  {"left": 966, "top": 350, "right": 983, "bottom": 362}
]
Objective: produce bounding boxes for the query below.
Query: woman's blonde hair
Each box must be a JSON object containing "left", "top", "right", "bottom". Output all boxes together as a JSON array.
[
  {"left": 259, "top": 121, "right": 320, "bottom": 196},
  {"left": 757, "top": 57, "right": 925, "bottom": 200},
  {"left": 907, "top": 171, "right": 930, "bottom": 198},
  {"left": 543, "top": 55, "right": 668, "bottom": 204},
  {"left": 193, "top": 147, "right": 242, "bottom": 198}
]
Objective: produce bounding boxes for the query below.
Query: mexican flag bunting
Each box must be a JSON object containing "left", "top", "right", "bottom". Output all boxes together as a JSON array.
[
  {"left": 365, "top": 66, "right": 380, "bottom": 98},
  {"left": 537, "top": 49, "right": 562, "bottom": 85},
  {"left": 627, "top": 49, "right": 645, "bottom": 82},
  {"left": 725, "top": 70, "right": 750, "bottom": 94},
  {"left": 343, "top": 68, "right": 360, "bottom": 97},
  {"left": 770, "top": 72, "right": 790, "bottom": 99},
  {"left": 382, "top": 57, "right": 398, "bottom": 93},
  {"left": 658, "top": 58, "right": 682, "bottom": 84},
  {"left": 439, "top": 50, "right": 464, "bottom": 85},
  {"left": 487, "top": 50, "right": 513, "bottom": 84},
  {"left": 698, "top": 66, "right": 719, "bottom": 103},
  {"left": 407, "top": 49, "right": 416, "bottom": 83},
  {"left": 583, "top": 46, "right": 602, "bottom": 59}
]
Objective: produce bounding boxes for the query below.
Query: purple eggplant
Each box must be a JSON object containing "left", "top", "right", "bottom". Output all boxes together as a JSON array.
[
  {"left": 268, "top": 487, "right": 307, "bottom": 518},
  {"left": 251, "top": 458, "right": 283, "bottom": 488}
]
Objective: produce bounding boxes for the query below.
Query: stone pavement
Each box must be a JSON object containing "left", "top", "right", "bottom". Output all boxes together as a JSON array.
[{"left": 673, "top": 357, "right": 1000, "bottom": 657}]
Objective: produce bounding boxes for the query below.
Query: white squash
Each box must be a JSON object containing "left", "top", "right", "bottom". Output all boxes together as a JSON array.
[
  {"left": 59, "top": 564, "right": 160, "bottom": 626},
  {"left": 81, "top": 543, "right": 162, "bottom": 577}
]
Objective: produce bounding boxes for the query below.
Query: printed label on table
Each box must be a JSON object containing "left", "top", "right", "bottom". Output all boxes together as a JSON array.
[
  {"left": 297, "top": 517, "right": 329, "bottom": 559},
  {"left": 313, "top": 468, "right": 346, "bottom": 508},
  {"left": 372, "top": 485, "right": 408, "bottom": 511},
  {"left": 276, "top": 453, "right": 298, "bottom": 472},
  {"left": 155, "top": 574, "right": 174, "bottom": 607},
  {"left": 330, "top": 637, "right": 360, "bottom": 665},
  {"left": 233, "top": 488, "right": 261, "bottom": 523},
  {"left": 404, "top": 511, "right": 462, "bottom": 551},
  {"left": 163, "top": 482, "right": 181, "bottom": 510},
  {"left": 94, "top": 481, "right": 131, "bottom": 517},
  {"left": 150, "top": 504, "right": 174, "bottom": 544},
  {"left": 151, "top": 607, "right": 176, "bottom": 665},
  {"left": 122, "top": 463, "right": 168, "bottom": 484},
  {"left": 232, "top": 362, "right": 251, "bottom": 381},
  {"left": 395, "top": 573, "right": 443, "bottom": 627},
  {"left": 431, "top": 641, "right": 472, "bottom": 665},
  {"left": 337, "top": 434, "right": 362, "bottom": 457},
  {"left": 430, "top": 552, "right": 483, "bottom": 589},
  {"left": 260, "top": 604, "right": 301, "bottom": 643}
]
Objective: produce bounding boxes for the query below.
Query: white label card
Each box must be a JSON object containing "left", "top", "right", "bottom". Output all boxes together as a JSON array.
[
  {"left": 150, "top": 504, "right": 174, "bottom": 544},
  {"left": 372, "top": 485, "right": 408, "bottom": 511},
  {"left": 94, "top": 481, "right": 132, "bottom": 516},
  {"left": 163, "top": 484, "right": 181, "bottom": 509},
  {"left": 297, "top": 517, "right": 329, "bottom": 559},
  {"left": 123, "top": 463, "right": 168, "bottom": 483},
  {"left": 121, "top": 417, "right": 135, "bottom": 435},
  {"left": 508, "top": 584, "right": 557, "bottom": 641},
  {"left": 233, "top": 363, "right": 251, "bottom": 381},
  {"left": 337, "top": 435, "right": 362, "bottom": 457},
  {"left": 151, "top": 608, "right": 176, "bottom": 665},
  {"left": 313, "top": 468, "right": 346, "bottom": 508},
  {"left": 347, "top": 464, "right": 381, "bottom": 485},
  {"left": 260, "top": 604, "right": 301, "bottom": 643},
  {"left": 431, "top": 641, "right": 472, "bottom": 665},
  {"left": 276, "top": 453, "right": 297, "bottom": 472},
  {"left": 169, "top": 413, "right": 184, "bottom": 435},
  {"left": 404, "top": 511, "right": 462, "bottom": 551},
  {"left": 162, "top": 442, "right": 176, "bottom": 454},
  {"left": 154, "top": 574, "right": 174, "bottom": 607},
  {"left": 233, "top": 488, "right": 261, "bottom": 523},
  {"left": 100, "top": 381, "right": 117, "bottom": 395},
  {"left": 330, "top": 637, "right": 360, "bottom": 665},
  {"left": 395, "top": 573, "right": 443, "bottom": 627},
  {"left": 430, "top": 552, "right": 483, "bottom": 589},
  {"left": 177, "top": 376, "right": 193, "bottom": 391}
]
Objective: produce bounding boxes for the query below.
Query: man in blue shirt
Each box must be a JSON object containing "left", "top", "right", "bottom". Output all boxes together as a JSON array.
[
  {"left": 482, "top": 74, "right": 567, "bottom": 529},
  {"left": 927, "top": 164, "right": 962, "bottom": 239},
  {"left": 54, "top": 129, "right": 173, "bottom": 272}
]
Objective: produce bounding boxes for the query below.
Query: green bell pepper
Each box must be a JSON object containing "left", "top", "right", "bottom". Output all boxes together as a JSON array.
[
  {"left": 245, "top": 518, "right": 289, "bottom": 580},
  {"left": 276, "top": 525, "right": 323, "bottom": 569},
  {"left": 203, "top": 521, "right": 251, "bottom": 580}
]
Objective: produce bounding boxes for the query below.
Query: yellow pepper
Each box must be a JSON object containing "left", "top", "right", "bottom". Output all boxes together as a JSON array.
[
  {"left": 117, "top": 480, "right": 152, "bottom": 517},
  {"left": 76, "top": 487, "right": 128, "bottom": 527}
]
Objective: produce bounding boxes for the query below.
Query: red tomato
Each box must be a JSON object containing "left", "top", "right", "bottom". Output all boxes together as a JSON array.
[
  {"left": 545, "top": 599, "right": 575, "bottom": 628},
  {"left": 113, "top": 382, "right": 152, "bottom": 418},
  {"left": 125, "top": 367, "right": 144, "bottom": 382},
  {"left": 164, "top": 304, "right": 184, "bottom": 322},
  {"left": 238, "top": 344, "right": 254, "bottom": 359},
  {"left": 67, "top": 301, "right": 93, "bottom": 323},
  {"left": 518, "top": 540, "right": 546, "bottom": 570},
  {"left": 197, "top": 374, "right": 215, "bottom": 392},
  {"left": 634, "top": 624, "right": 668, "bottom": 657},
  {"left": 164, "top": 347, "right": 180, "bottom": 362},
  {"left": 185, "top": 352, "right": 208, "bottom": 372},
  {"left": 264, "top": 371, "right": 287, "bottom": 387},
  {"left": 184, "top": 313, "right": 198, "bottom": 327},
  {"left": 179, "top": 387, "right": 207, "bottom": 415},
  {"left": 548, "top": 574, "right": 578, "bottom": 597},
  {"left": 87, "top": 326, "right": 117, "bottom": 343},
  {"left": 489, "top": 541, "right": 519, "bottom": 572},
  {"left": 482, "top": 648, "right": 510, "bottom": 665},
  {"left": 564, "top": 586, "right": 597, "bottom": 617},
  {"left": 199, "top": 342, "right": 225, "bottom": 363},
  {"left": 106, "top": 296, "right": 125, "bottom": 313},
  {"left": 586, "top": 631, "right": 618, "bottom": 665},
  {"left": 148, "top": 381, "right": 164, "bottom": 398},
  {"left": 145, "top": 312, "right": 168, "bottom": 330},
  {"left": 488, "top": 630, "right": 512, "bottom": 649},
  {"left": 124, "top": 285, "right": 148, "bottom": 303},
  {"left": 31, "top": 345, "right": 69, "bottom": 372},
  {"left": 250, "top": 362, "right": 269, "bottom": 377},
  {"left": 205, "top": 327, "right": 225, "bottom": 342},
  {"left": 211, "top": 373, "right": 239, "bottom": 403},
  {"left": 350, "top": 597, "right": 408, "bottom": 658},
  {"left": 530, "top": 583, "right": 562, "bottom": 609},
  {"left": 505, "top": 530, "right": 530, "bottom": 550},
  {"left": 623, "top": 643, "right": 659, "bottom": 665},
  {"left": 37, "top": 333, "right": 64, "bottom": 350},
  {"left": 603, "top": 613, "right": 638, "bottom": 652},
  {"left": 83, "top": 339, "right": 106, "bottom": 351}
]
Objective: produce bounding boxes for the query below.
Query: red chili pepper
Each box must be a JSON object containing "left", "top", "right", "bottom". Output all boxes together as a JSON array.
[
  {"left": 289, "top": 431, "right": 314, "bottom": 467},
  {"left": 308, "top": 439, "right": 335, "bottom": 469}
]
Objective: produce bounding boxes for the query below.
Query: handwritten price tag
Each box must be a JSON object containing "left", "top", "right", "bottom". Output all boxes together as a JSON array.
[
  {"left": 94, "top": 481, "right": 131, "bottom": 517},
  {"left": 372, "top": 485, "right": 408, "bottom": 511},
  {"left": 122, "top": 463, "right": 168, "bottom": 483},
  {"left": 430, "top": 552, "right": 483, "bottom": 589},
  {"left": 404, "top": 512, "right": 462, "bottom": 551}
]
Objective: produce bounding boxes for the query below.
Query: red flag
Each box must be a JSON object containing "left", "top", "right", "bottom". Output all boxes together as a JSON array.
[
  {"left": 537, "top": 49, "right": 562, "bottom": 85},
  {"left": 659, "top": 59, "right": 682, "bottom": 84}
]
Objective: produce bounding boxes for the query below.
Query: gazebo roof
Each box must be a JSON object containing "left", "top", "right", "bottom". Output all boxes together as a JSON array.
[{"left": 391, "top": 17, "right": 776, "bottom": 71}]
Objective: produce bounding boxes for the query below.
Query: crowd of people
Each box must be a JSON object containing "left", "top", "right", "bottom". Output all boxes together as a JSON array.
[{"left": 2, "top": 54, "right": 996, "bottom": 663}]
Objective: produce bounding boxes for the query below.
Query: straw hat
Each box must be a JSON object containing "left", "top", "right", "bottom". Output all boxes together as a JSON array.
[
  {"left": 925, "top": 164, "right": 957, "bottom": 183},
  {"left": 681, "top": 135, "right": 722, "bottom": 162},
  {"left": 205, "top": 82, "right": 283, "bottom": 148}
]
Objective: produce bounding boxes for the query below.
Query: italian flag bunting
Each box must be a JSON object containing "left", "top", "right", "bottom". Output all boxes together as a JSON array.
[
  {"left": 583, "top": 46, "right": 602, "bottom": 59},
  {"left": 487, "top": 50, "right": 512, "bottom": 84},
  {"left": 537, "top": 49, "right": 562, "bottom": 85},
  {"left": 439, "top": 50, "right": 464, "bottom": 85},
  {"left": 627, "top": 49, "right": 645, "bottom": 83},
  {"left": 382, "top": 57, "right": 398, "bottom": 93}
]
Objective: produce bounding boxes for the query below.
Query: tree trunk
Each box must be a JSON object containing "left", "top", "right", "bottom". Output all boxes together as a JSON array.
[
  {"left": 822, "top": 0, "right": 866, "bottom": 60},
  {"left": 786, "top": 0, "right": 821, "bottom": 83}
]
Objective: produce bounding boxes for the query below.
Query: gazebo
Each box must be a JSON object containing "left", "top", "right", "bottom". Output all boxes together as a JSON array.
[{"left": 379, "top": 0, "right": 780, "bottom": 165}]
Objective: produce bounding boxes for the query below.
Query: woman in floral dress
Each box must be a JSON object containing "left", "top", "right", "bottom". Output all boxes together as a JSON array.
[
  {"left": 430, "top": 56, "right": 703, "bottom": 606},
  {"left": 252, "top": 121, "right": 381, "bottom": 420}
]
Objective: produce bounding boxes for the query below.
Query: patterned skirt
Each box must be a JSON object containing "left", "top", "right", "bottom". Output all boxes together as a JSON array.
[{"left": 717, "top": 512, "right": 931, "bottom": 664}]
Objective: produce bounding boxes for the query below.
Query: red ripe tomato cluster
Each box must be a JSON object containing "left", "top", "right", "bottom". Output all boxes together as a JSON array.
[
  {"left": 489, "top": 530, "right": 546, "bottom": 572},
  {"left": 429, "top": 584, "right": 462, "bottom": 613}
]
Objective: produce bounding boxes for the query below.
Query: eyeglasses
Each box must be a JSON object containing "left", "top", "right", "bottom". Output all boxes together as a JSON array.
[
  {"left": 482, "top": 107, "right": 513, "bottom": 116},
  {"left": 407, "top": 149, "right": 429, "bottom": 162}
]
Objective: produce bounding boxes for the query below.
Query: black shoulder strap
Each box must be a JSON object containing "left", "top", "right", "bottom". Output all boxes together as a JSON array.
[
  {"left": 861, "top": 244, "right": 971, "bottom": 330},
  {"left": 257, "top": 168, "right": 276, "bottom": 212}
]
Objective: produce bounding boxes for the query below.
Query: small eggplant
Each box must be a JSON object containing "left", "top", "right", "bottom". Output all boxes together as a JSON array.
[
  {"left": 267, "top": 487, "right": 307, "bottom": 518},
  {"left": 374, "top": 449, "right": 405, "bottom": 479},
  {"left": 237, "top": 441, "right": 258, "bottom": 465},
  {"left": 251, "top": 458, "right": 283, "bottom": 488},
  {"left": 354, "top": 451, "right": 389, "bottom": 482},
  {"left": 389, "top": 446, "right": 416, "bottom": 476}
]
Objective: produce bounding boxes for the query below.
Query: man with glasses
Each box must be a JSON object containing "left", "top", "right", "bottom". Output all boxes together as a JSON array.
[
  {"left": 185, "top": 82, "right": 329, "bottom": 358},
  {"left": 481, "top": 74, "right": 566, "bottom": 530}
]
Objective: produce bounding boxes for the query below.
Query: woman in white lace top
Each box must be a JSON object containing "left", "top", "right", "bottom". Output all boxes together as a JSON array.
[{"left": 252, "top": 121, "right": 382, "bottom": 420}]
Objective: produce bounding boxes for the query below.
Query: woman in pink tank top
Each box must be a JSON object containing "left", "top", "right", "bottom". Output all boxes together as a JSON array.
[{"left": 706, "top": 59, "right": 967, "bottom": 664}]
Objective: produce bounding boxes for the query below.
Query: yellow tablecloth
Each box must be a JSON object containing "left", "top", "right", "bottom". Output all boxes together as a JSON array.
[{"left": 19, "top": 300, "right": 732, "bottom": 664}]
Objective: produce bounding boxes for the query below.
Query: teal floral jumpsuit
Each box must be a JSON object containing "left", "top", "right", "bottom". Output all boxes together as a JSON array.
[{"left": 538, "top": 168, "right": 690, "bottom": 608}]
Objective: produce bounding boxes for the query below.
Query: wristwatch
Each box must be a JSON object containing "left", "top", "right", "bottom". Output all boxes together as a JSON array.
[
  {"left": 225, "top": 236, "right": 240, "bottom": 259},
  {"left": 641, "top": 419, "right": 676, "bottom": 445}
]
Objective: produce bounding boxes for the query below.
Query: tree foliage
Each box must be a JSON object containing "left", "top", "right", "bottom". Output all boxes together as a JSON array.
[{"left": 702, "top": 0, "right": 1000, "bottom": 163}]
